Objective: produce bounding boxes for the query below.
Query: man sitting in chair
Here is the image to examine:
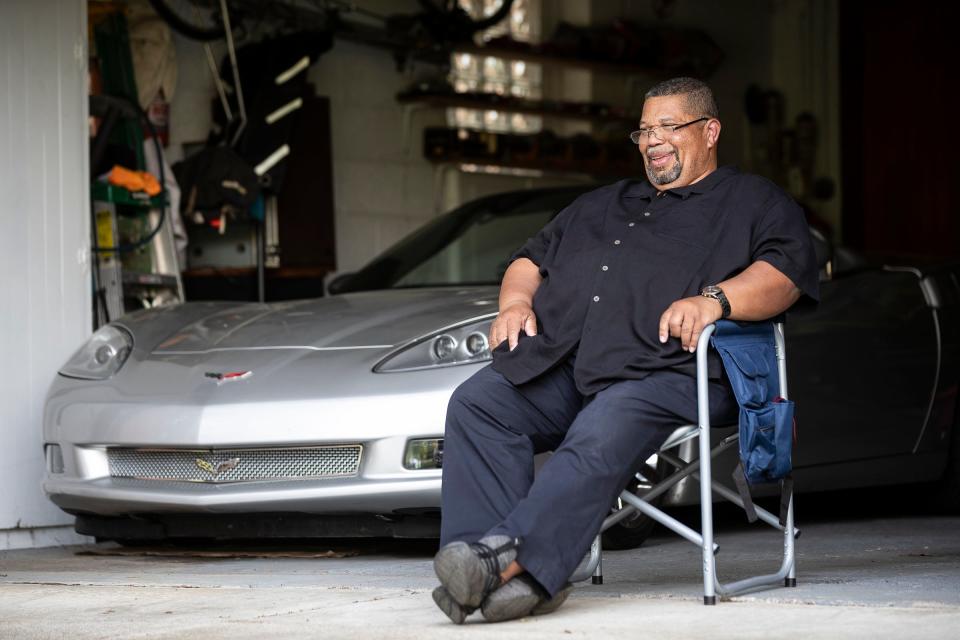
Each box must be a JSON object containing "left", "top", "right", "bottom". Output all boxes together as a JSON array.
[{"left": 432, "top": 77, "right": 820, "bottom": 623}]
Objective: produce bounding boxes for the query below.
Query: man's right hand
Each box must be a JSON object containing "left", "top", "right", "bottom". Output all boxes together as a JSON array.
[{"left": 489, "top": 302, "right": 538, "bottom": 351}]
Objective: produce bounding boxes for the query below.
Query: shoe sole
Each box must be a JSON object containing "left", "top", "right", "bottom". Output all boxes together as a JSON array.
[
  {"left": 433, "top": 542, "right": 487, "bottom": 608},
  {"left": 432, "top": 586, "right": 471, "bottom": 624},
  {"left": 532, "top": 583, "right": 572, "bottom": 616}
]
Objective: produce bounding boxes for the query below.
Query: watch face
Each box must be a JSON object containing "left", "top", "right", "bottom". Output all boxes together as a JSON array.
[{"left": 702, "top": 285, "right": 721, "bottom": 296}]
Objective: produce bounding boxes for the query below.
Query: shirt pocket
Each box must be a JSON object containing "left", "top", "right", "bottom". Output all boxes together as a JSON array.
[
  {"left": 651, "top": 229, "right": 711, "bottom": 252},
  {"left": 644, "top": 229, "right": 713, "bottom": 298}
]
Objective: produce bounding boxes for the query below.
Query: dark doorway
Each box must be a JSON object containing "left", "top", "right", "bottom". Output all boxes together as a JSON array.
[{"left": 840, "top": 2, "right": 960, "bottom": 260}]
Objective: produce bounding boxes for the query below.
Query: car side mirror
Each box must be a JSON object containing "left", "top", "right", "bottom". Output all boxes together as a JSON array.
[{"left": 326, "top": 272, "right": 355, "bottom": 295}]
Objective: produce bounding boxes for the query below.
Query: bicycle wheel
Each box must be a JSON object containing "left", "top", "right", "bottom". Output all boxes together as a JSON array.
[{"left": 148, "top": 0, "right": 226, "bottom": 41}]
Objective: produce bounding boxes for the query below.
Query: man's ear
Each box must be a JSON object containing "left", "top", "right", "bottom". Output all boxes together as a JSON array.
[{"left": 706, "top": 119, "right": 721, "bottom": 148}]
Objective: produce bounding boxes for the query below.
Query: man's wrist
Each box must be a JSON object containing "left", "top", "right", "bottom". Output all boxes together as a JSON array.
[
  {"left": 703, "top": 296, "right": 724, "bottom": 321},
  {"left": 500, "top": 298, "right": 532, "bottom": 311},
  {"left": 700, "top": 285, "right": 731, "bottom": 318}
]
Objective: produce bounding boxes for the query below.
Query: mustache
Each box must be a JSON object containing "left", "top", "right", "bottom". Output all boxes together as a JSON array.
[{"left": 646, "top": 147, "right": 677, "bottom": 159}]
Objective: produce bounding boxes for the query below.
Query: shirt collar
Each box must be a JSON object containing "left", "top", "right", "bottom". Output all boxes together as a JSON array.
[{"left": 625, "top": 165, "right": 739, "bottom": 200}]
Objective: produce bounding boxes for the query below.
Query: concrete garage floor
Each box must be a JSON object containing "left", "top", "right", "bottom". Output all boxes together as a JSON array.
[{"left": 1, "top": 500, "right": 958, "bottom": 639}]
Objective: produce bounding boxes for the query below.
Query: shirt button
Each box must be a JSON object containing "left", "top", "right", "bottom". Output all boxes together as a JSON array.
[
  {"left": 614, "top": 239, "right": 621, "bottom": 245},
  {"left": 593, "top": 296, "right": 600, "bottom": 302},
  {"left": 644, "top": 211, "right": 651, "bottom": 217},
  {"left": 628, "top": 222, "right": 636, "bottom": 227},
  {"left": 601, "top": 265, "right": 609, "bottom": 271}
]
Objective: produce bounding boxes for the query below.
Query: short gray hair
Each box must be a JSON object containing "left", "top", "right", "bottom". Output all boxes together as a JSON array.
[{"left": 644, "top": 77, "right": 719, "bottom": 119}]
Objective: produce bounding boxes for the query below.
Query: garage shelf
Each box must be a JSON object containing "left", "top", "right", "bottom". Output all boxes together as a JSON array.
[
  {"left": 91, "top": 181, "right": 166, "bottom": 209},
  {"left": 397, "top": 91, "right": 639, "bottom": 126}
]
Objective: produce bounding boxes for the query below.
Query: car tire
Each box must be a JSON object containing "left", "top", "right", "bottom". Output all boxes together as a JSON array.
[
  {"left": 112, "top": 538, "right": 161, "bottom": 548},
  {"left": 601, "top": 461, "right": 664, "bottom": 550}
]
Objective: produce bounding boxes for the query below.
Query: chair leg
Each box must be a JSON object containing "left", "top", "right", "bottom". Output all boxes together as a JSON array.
[
  {"left": 696, "top": 354, "right": 718, "bottom": 605},
  {"left": 592, "top": 534, "right": 603, "bottom": 584},
  {"left": 784, "top": 486, "right": 797, "bottom": 587},
  {"left": 700, "top": 485, "right": 717, "bottom": 604}
]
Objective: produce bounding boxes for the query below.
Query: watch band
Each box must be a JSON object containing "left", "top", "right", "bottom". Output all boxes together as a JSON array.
[{"left": 701, "top": 285, "right": 731, "bottom": 319}]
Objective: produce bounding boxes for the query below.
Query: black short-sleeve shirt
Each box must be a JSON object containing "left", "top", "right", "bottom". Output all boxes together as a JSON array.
[{"left": 491, "top": 165, "right": 820, "bottom": 396}]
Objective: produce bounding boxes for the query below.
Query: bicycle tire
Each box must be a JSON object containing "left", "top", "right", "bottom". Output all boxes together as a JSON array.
[
  {"left": 417, "top": 0, "right": 514, "bottom": 34},
  {"left": 148, "top": 0, "right": 226, "bottom": 41}
]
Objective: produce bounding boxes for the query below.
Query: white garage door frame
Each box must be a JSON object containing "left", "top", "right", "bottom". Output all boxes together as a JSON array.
[{"left": 0, "top": 0, "right": 92, "bottom": 550}]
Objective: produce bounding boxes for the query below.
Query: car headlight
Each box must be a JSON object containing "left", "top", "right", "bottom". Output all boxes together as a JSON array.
[
  {"left": 374, "top": 316, "right": 495, "bottom": 373},
  {"left": 58, "top": 324, "right": 133, "bottom": 380}
]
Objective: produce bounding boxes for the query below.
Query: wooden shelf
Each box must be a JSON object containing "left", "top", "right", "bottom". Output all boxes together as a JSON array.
[
  {"left": 397, "top": 91, "right": 638, "bottom": 125},
  {"left": 412, "top": 41, "right": 686, "bottom": 77},
  {"left": 449, "top": 42, "right": 671, "bottom": 77}
]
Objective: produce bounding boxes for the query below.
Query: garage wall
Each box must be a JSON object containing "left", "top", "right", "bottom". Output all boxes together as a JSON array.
[
  {"left": 309, "top": 38, "right": 593, "bottom": 275},
  {"left": 307, "top": 36, "right": 448, "bottom": 274},
  {"left": 0, "top": 0, "right": 92, "bottom": 550}
]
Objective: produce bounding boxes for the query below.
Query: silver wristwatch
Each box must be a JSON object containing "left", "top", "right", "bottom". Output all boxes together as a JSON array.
[{"left": 700, "top": 285, "right": 731, "bottom": 319}]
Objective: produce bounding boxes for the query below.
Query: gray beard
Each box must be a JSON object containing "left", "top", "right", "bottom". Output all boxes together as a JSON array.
[{"left": 646, "top": 155, "right": 682, "bottom": 185}]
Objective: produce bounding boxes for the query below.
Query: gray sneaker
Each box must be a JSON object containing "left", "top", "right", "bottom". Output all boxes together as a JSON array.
[
  {"left": 432, "top": 586, "right": 474, "bottom": 624},
  {"left": 479, "top": 575, "right": 540, "bottom": 622},
  {"left": 532, "top": 582, "right": 573, "bottom": 616},
  {"left": 481, "top": 575, "right": 573, "bottom": 623},
  {"left": 433, "top": 535, "right": 520, "bottom": 608}
]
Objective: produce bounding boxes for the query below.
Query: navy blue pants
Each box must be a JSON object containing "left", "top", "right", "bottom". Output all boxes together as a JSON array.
[{"left": 439, "top": 359, "right": 737, "bottom": 597}]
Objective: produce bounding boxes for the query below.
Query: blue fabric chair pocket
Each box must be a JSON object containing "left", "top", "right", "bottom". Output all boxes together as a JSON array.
[
  {"left": 718, "top": 343, "right": 775, "bottom": 407},
  {"left": 711, "top": 320, "right": 793, "bottom": 484},
  {"left": 739, "top": 399, "right": 794, "bottom": 484}
]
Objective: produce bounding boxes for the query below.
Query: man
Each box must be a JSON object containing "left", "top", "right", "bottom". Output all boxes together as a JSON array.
[{"left": 431, "top": 77, "right": 819, "bottom": 624}]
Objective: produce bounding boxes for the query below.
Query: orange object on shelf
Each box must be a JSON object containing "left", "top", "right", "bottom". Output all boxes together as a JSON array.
[{"left": 107, "top": 165, "right": 162, "bottom": 196}]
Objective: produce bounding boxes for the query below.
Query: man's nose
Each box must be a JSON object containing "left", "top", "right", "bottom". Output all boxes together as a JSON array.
[{"left": 647, "top": 127, "right": 668, "bottom": 143}]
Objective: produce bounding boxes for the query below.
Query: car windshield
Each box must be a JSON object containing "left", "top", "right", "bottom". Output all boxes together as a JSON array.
[{"left": 335, "top": 187, "right": 589, "bottom": 292}]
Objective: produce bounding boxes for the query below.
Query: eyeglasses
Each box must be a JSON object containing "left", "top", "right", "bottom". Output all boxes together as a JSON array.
[{"left": 629, "top": 117, "right": 709, "bottom": 144}]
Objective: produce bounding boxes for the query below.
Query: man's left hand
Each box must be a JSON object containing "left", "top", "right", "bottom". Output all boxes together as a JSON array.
[{"left": 658, "top": 296, "right": 724, "bottom": 352}]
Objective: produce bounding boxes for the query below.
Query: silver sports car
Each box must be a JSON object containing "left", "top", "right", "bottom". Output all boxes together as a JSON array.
[{"left": 43, "top": 186, "right": 960, "bottom": 548}]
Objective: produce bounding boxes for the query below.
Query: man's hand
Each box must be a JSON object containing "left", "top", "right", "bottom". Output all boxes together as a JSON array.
[
  {"left": 658, "top": 295, "right": 723, "bottom": 352},
  {"left": 490, "top": 301, "right": 538, "bottom": 351}
]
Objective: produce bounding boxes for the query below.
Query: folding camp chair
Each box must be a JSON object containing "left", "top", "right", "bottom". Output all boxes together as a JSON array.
[{"left": 568, "top": 321, "right": 799, "bottom": 604}]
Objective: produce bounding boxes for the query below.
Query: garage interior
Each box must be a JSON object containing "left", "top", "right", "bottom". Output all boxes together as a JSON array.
[{"left": 0, "top": 0, "right": 958, "bottom": 635}]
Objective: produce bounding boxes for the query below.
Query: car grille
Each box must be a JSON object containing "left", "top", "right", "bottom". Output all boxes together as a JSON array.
[{"left": 107, "top": 445, "right": 363, "bottom": 483}]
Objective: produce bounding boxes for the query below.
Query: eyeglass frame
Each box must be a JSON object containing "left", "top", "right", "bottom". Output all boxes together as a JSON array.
[{"left": 629, "top": 117, "right": 710, "bottom": 144}]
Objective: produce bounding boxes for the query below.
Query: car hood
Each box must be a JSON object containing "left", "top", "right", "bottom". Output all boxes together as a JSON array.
[{"left": 120, "top": 287, "right": 500, "bottom": 354}]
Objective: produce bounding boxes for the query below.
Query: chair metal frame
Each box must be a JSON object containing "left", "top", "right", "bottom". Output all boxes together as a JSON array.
[{"left": 569, "top": 322, "right": 799, "bottom": 604}]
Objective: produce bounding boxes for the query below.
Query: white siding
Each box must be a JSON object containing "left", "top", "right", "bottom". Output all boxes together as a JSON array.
[{"left": 0, "top": 0, "right": 91, "bottom": 549}]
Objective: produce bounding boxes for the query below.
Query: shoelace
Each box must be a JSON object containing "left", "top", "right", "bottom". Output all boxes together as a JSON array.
[{"left": 469, "top": 537, "right": 522, "bottom": 598}]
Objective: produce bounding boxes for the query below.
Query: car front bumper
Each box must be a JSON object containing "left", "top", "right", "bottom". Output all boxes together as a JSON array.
[
  {"left": 42, "top": 357, "right": 476, "bottom": 521},
  {"left": 43, "top": 457, "right": 441, "bottom": 517}
]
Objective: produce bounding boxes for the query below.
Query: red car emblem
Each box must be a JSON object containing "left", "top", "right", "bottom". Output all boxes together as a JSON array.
[{"left": 204, "top": 371, "right": 252, "bottom": 383}]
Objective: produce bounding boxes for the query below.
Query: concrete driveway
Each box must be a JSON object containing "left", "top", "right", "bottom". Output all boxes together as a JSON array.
[{"left": 1, "top": 498, "right": 958, "bottom": 639}]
